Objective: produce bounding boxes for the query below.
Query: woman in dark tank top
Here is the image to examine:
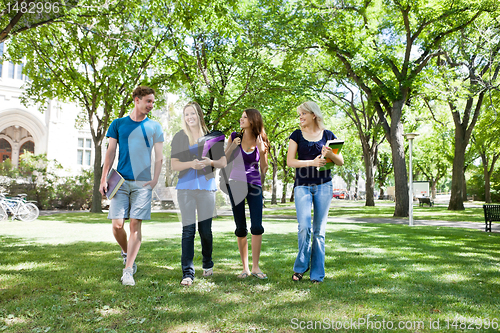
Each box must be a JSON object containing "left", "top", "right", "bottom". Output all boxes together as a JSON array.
[{"left": 224, "top": 108, "right": 269, "bottom": 279}]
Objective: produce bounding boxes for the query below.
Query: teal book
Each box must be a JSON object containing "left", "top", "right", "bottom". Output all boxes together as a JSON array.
[{"left": 317, "top": 140, "right": 344, "bottom": 172}]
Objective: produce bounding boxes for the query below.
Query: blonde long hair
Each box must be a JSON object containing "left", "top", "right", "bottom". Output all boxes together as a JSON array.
[
  {"left": 182, "top": 102, "right": 209, "bottom": 145},
  {"left": 297, "top": 101, "right": 326, "bottom": 130}
]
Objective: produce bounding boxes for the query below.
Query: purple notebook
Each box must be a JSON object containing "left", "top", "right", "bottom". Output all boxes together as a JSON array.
[
  {"left": 105, "top": 168, "right": 125, "bottom": 200},
  {"left": 197, "top": 131, "right": 225, "bottom": 175}
]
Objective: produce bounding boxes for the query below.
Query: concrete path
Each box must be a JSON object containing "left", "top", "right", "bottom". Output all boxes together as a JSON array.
[{"left": 0, "top": 216, "right": 299, "bottom": 245}]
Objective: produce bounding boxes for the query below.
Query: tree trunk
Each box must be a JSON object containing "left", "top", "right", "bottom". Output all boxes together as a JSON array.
[
  {"left": 448, "top": 134, "right": 466, "bottom": 210},
  {"left": 484, "top": 168, "right": 491, "bottom": 203},
  {"left": 462, "top": 172, "right": 468, "bottom": 202},
  {"left": 281, "top": 162, "right": 288, "bottom": 204},
  {"left": 271, "top": 160, "right": 278, "bottom": 205},
  {"left": 362, "top": 145, "right": 375, "bottom": 206},
  {"left": 91, "top": 143, "right": 103, "bottom": 213},
  {"left": 431, "top": 179, "right": 437, "bottom": 199},
  {"left": 482, "top": 153, "right": 491, "bottom": 203},
  {"left": 389, "top": 101, "right": 409, "bottom": 217},
  {"left": 354, "top": 173, "right": 359, "bottom": 200},
  {"left": 281, "top": 181, "right": 288, "bottom": 204}
]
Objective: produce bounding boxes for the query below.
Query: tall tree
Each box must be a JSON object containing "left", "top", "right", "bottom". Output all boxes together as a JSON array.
[
  {"left": 294, "top": 0, "right": 493, "bottom": 216},
  {"left": 331, "top": 118, "right": 363, "bottom": 199},
  {"left": 430, "top": 13, "right": 500, "bottom": 209},
  {"left": 261, "top": 100, "right": 300, "bottom": 205},
  {"left": 375, "top": 149, "right": 393, "bottom": 199},
  {"left": 157, "top": 1, "right": 291, "bottom": 132},
  {"left": 158, "top": 0, "right": 315, "bottom": 204},
  {"left": 413, "top": 129, "right": 450, "bottom": 199},
  {"left": 471, "top": 104, "right": 500, "bottom": 203},
  {"left": 324, "top": 83, "right": 385, "bottom": 206},
  {"left": 7, "top": 0, "right": 176, "bottom": 212},
  {"left": 0, "top": 0, "right": 79, "bottom": 42}
]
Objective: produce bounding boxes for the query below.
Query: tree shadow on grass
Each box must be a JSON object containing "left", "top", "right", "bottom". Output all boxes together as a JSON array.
[{"left": 1, "top": 224, "right": 500, "bottom": 332}]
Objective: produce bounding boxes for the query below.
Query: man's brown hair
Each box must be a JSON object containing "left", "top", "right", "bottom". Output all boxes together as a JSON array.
[{"left": 132, "top": 86, "right": 155, "bottom": 100}]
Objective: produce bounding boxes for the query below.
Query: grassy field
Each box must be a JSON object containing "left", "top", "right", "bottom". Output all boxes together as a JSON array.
[
  {"left": 37, "top": 201, "right": 487, "bottom": 224},
  {"left": 2, "top": 203, "right": 500, "bottom": 332}
]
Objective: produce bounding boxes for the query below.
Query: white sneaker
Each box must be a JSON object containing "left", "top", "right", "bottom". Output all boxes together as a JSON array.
[
  {"left": 121, "top": 267, "right": 135, "bottom": 286},
  {"left": 121, "top": 251, "right": 137, "bottom": 274}
]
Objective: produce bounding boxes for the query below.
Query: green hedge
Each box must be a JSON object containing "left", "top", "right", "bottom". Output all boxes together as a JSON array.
[{"left": 0, "top": 154, "right": 93, "bottom": 210}]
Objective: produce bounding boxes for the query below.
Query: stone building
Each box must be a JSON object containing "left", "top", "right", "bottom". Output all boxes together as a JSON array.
[{"left": 0, "top": 42, "right": 95, "bottom": 175}]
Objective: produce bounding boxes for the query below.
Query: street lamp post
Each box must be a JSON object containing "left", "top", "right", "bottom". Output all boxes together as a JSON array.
[{"left": 404, "top": 133, "right": 419, "bottom": 226}]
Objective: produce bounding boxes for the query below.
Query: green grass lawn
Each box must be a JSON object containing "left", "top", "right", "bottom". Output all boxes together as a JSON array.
[
  {"left": 37, "top": 201, "right": 486, "bottom": 224},
  {"left": 2, "top": 205, "right": 500, "bottom": 332},
  {"left": 263, "top": 201, "right": 486, "bottom": 223},
  {"left": 327, "top": 205, "right": 486, "bottom": 223}
]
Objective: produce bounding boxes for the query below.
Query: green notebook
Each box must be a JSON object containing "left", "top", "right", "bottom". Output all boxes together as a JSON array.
[{"left": 317, "top": 140, "right": 344, "bottom": 172}]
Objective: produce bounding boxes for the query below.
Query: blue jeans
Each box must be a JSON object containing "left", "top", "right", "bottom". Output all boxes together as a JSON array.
[
  {"left": 293, "top": 181, "right": 332, "bottom": 282},
  {"left": 229, "top": 181, "right": 264, "bottom": 237},
  {"left": 177, "top": 189, "right": 215, "bottom": 279}
]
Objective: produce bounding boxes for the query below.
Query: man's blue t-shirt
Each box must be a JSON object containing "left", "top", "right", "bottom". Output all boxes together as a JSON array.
[{"left": 107, "top": 116, "right": 164, "bottom": 181}]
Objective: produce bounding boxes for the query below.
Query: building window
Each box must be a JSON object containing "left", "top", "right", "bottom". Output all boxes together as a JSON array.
[
  {"left": 77, "top": 138, "right": 92, "bottom": 166},
  {"left": 8, "top": 62, "right": 15, "bottom": 79},
  {"left": 19, "top": 140, "right": 34, "bottom": 154},
  {"left": 19, "top": 141, "right": 35, "bottom": 164},
  {"left": 0, "top": 139, "right": 12, "bottom": 163},
  {"left": 16, "top": 62, "right": 24, "bottom": 80}
]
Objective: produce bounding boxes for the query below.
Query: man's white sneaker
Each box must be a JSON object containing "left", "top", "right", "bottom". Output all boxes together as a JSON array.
[
  {"left": 121, "top": 267, "right": 135, "bottom": 286},
  {"left": 121, "top": 251, "right": 137, "bottom": 274}
]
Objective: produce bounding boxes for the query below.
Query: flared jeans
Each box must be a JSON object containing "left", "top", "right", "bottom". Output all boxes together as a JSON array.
[{"left": 293, "top": 181, "right": 333, "bottom": 282}]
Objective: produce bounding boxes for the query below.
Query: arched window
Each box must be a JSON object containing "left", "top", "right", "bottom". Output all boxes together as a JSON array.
[
  {"left": 19, "top": 141, "right": 35, "bottom": 162},
  {"left": 0, "top": 139, "right": 12, "bottom": 162}
]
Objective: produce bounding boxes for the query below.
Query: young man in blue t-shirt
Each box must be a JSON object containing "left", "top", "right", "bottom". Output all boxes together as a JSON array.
[{"left": 99, "top": 86, "right": 164, "bottom": 286}]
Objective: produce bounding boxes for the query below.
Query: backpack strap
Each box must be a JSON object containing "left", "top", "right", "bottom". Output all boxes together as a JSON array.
[{"left": 140, "top": 122, "right": 151, "bottom": 148}]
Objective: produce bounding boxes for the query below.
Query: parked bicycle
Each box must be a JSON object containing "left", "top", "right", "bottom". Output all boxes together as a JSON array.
[{"left": 0, "top": 193, "right": 39, "bottom": 222}]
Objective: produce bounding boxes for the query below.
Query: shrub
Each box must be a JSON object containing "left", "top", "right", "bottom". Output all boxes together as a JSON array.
[
  {"left": 1, "top": 153, "right": 93, "bottom": 210},
  {"left": 215, "top": 190, "right": 226, "bottom": 208},
  {"left": 52, "top": 169, "right": 93, "bottom": 210},
  {"left": 467, "top": 173, "right": 485, "bottom": 201}
]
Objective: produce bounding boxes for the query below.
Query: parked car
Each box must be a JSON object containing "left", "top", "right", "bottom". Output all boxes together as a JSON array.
[{"left": 332, "top": 191, "right": 346, "bottom": 199}]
